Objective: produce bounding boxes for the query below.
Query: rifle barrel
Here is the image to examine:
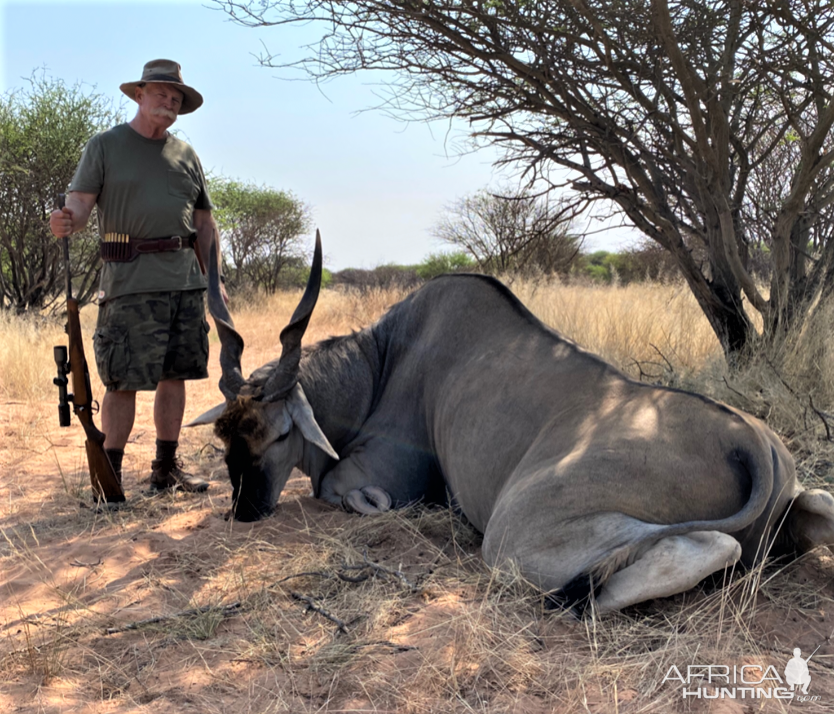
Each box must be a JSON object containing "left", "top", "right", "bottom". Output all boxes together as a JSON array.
[{"left": 57, "top": 194, "right": 72, "bottom": 300}]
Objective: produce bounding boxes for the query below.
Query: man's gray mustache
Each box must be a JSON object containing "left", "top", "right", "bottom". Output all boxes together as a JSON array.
[{"left": 151, "top": 108, "right": 177, "bottom": 120}]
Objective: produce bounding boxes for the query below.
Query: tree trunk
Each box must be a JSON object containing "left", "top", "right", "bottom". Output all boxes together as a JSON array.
[
  {"left": 689, "top": 274, "right": 753, "bottom": 357},
  {"left": 672, "top": 236, "right": 755, "bottom": 357}
]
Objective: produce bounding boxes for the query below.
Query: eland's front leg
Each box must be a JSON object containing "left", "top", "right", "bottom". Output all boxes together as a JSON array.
[
  {"left": 317, "top": 441, "right": 438, "bottom": 514},
  {"left": 319, "top": 462, "right": 394, "bottom": 514}
]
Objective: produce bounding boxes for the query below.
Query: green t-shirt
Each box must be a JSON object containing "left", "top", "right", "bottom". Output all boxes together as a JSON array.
[{"left": 69, "top": 123, "right": 212, "bottom": 302}]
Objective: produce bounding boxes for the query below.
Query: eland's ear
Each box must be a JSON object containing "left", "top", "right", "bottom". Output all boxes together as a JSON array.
[
  {"left": 185, "top": 402, "right": 228, "bottom": 427},
  {"left": 286, "top": 384, "right": 339, "bottom": 460}
]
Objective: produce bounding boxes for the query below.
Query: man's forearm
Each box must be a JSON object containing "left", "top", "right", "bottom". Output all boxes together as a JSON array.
[{"left": 65, "top": 192, "right": 95, "bottom": 232}]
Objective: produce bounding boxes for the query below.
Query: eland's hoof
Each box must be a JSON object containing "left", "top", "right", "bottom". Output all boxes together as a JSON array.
[{"left": 343, "top": 486, "right": 392, "bottom": 514}]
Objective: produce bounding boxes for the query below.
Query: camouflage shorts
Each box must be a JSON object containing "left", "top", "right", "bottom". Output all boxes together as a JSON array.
[{"left": 93, "top": 290, "right": 210, "bottom": 392}]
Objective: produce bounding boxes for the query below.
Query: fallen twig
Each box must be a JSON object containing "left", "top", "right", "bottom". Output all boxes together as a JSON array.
[
  {"left": 630, "top": 358, "right": 666, "bottom": 382},
  {"left": 337, "top": 553, "right": 421, "bottom": 590},
  {"left": 649, "top": 343, "right": 675, "bottom": 375},
  {"left": 273, "top": 571, "right": 332, "bottom": 585},
  {"left": 350, "top": 640, "right": 417, "bottom": 653},
  {"left": 105, "top": 601, "right": 242, "bottom": 635},
  {"left": 809, "top": 395, "right": 834, "bottom": 441},
  {"left": 70, "top": 558, "right": 102, "bottom": 568},
  {"left": 199, "top": 443, "right": 224, "bottom": 456},
  {"left": 721, "top": 376, "right": 754, "bottom": 404},
  {"left": 362, "top": 548, "right": 421, "bottom": 592},
  {"left": 765, "top": 357, "right": 801, "bottom": 400},
  {"left": 290, "top": 592, "right": 349, "bottom": 633}
]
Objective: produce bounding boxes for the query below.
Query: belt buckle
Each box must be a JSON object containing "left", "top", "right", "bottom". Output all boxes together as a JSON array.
[{"left": 171, "top": 235, "right": 183, "bottom": 250}]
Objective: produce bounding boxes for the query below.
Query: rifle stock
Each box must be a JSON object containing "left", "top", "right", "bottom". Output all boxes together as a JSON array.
[
  {"left": 54, "top": 194, "right": 125, "bottom": 503},
  {"left": 65, "top": 293, "right": 125, "bottom": 502}
]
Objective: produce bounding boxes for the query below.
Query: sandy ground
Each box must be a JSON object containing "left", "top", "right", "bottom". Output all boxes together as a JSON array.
[{"left": 3, "top": 352, "right": 834, "bottom": 713}]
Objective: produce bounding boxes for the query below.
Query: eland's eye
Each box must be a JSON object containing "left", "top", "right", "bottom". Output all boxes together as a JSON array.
[{"left": 275, "top": 431, "right": 290, "bottom": 443}]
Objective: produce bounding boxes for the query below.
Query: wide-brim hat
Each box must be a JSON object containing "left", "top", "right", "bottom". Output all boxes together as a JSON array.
[{"left": 120, "top": 59, "right": 203, "bottom": 115}]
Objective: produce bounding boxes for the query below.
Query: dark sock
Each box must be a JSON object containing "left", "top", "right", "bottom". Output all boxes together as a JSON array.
[
  {"left": 155, "top": 439, "right": 178, "bottom": 463},
  {"left": 105, "top": 448, "right": 124, "bottom": 484},
  {"left": 105, "top": 448, "right": 124, "bottom": 475}
]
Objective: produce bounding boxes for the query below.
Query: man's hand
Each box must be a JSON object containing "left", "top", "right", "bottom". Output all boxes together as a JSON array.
[
  {"left": 49, "top": 191, "right": 97, "bottom": 239},
  {"left": 50, "top": 205, "right": 74, "bottom": 238}
]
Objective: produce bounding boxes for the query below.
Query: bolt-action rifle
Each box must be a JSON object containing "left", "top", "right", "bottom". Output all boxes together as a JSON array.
[{"left": 53, "top": 194, "right": 125, "bottom": 503}]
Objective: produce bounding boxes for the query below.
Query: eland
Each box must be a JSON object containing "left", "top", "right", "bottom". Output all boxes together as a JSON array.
[{"left": 190, "top": 233, "right": 834, "bottom": 612}]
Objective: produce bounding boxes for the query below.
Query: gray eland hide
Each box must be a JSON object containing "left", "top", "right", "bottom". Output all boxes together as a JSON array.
[{"left": 191, "top": 237, "right": 834, "bottom": 612}]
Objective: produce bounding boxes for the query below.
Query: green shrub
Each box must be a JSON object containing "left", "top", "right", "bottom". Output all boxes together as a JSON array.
[{"left": 416, "top": 252, "right": 476, "bottom": 280}]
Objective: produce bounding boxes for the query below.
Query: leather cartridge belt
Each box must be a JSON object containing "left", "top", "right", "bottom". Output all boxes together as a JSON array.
[{"left": 101, "top": 233, "right": 197, "bottom": 262}]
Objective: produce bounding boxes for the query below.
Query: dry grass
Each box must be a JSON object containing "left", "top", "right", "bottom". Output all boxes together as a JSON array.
[
  {"left": 227, "top": 286, "right": 412, "bottom": 375},
  {"left": 0, "top": 306, "right": 99, "bottom": 403},
  {"left": 0, "top": 278, "right": 731, "bottom": 403},
  {"left": 221, "top": 277, "right": 721, "bottom": 386},
  {"left": 2, "top": 277, "right": 834, "bottom": 713},
  {"left": 0, "top": 312, "right": 66, "bottom": 402},
  {"left": 509, "top": 276, "right": 719, "bottom": 378}
]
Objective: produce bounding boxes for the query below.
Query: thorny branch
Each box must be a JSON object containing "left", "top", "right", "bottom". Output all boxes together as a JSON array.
[
  {"left": 722, "top": 376, "right": 754, "bottom": 405},
  {"left": 764, "top": 357, "right": 834, "bottom": 441},
  {"left": 271, "top": 551, "right": 426, "bottom": 633},
  {"left": 808, "top": 395, "right": 834, "bottom": 442},
  {"left": 105, "top": 602, "right": 243, "bottom": 635},
  {"left": 360, "top": 548, "right": 421, "bottom": 592},
  {"left": 104, "top": 551, "right": 427, "bottom": 638},
  {"left": 290, "top": 592, "right": 350, "bottom": 633}
]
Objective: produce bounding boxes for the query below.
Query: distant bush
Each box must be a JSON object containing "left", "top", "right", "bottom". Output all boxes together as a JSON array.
[
  {"left": 573, "top": 251, "right": 617, "bottom": 283},
  {"left": 277, "top": 257, "right": 333, "bottom": 290},
  {"left": 331, "top": 264, "right": 421, "bottom": 291},
  {"left": 618, "top": 243, "right": 681, "bottom": 282},
  {"left": 574, "top": 244, "right": 681, "bottom": 284},
  {"left": 415, "top": 252, "right": 476, "bottom": 280},
  {"left": 331, "top": 252, "right": 477, "bottom": 291}
]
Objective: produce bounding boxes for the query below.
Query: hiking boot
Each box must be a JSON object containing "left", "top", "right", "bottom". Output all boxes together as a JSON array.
[{"left": 149, "top": 457, "right": 209, "bottom": 493}]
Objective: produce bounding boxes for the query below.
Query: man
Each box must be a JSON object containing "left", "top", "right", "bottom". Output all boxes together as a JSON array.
[{"left": 50, "top": 59, "right": 224, "bottom": 494}]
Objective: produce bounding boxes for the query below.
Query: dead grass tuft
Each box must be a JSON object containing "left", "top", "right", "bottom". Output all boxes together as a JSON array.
[{"left": 0, "top": 312, "right": 65, "bottom": 402}]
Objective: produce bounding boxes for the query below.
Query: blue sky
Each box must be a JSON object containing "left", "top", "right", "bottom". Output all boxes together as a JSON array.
[{"left": 1, "top": 0, "right": 636, "bottom": 270}]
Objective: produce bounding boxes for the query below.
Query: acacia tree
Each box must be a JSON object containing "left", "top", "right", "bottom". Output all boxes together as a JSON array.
[
  {"left": 0, "top": 74, "right": 119, "bottom": 311},
  {"left": 217, "top": 0, "right": 834, "bottom": 358},
  {"left": 433, "top": 187, "right": 581, "bottom": 274},
  {"left": 210, "top": 176, "right": 312, "bottom": 293}
]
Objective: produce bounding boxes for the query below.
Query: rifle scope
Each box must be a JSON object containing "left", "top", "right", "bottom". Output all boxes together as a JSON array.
[{"left": 53, "top": 345, "right": 71, "bottom": 427}]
